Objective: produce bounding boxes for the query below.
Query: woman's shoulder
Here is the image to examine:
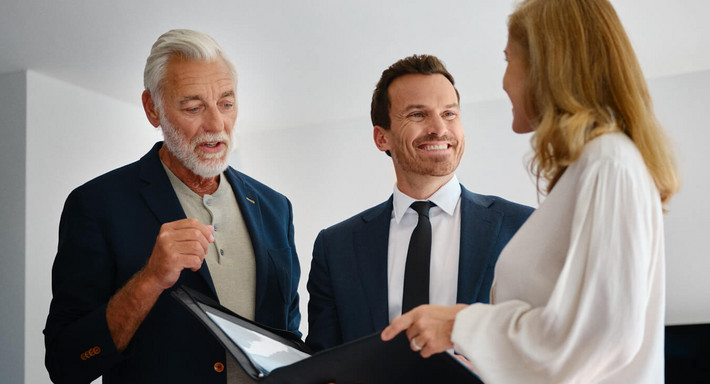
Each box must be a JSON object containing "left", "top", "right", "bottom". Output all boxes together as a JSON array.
[
  {"left": 576, "top": 132, "right": 645, "bottom": 170},
  {"left": 584, "top": 131, "right": 637, "bottom": 157},
  {"left": 569, "top": 132, "right": 656, "bottom": 194}
]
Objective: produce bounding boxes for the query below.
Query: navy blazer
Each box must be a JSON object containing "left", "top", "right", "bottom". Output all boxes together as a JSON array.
[
  {"left": 44, "top": 142, "right": 300, "bottom": 384},
  {"left": 306, "top": 186, "right": 533, "bottom": 351}
]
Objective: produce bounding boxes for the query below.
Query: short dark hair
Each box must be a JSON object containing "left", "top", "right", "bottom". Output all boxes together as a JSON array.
[{"left": 370, "top": 54, "right": 459, "bottom": 130}]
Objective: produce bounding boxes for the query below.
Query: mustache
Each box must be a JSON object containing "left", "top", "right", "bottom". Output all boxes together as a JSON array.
[
  {"left": 413, "top": 134, "right": 459, "bottom": 146},
  {"left": 191, "top": 133, "right": 231, "bottom": 147}
]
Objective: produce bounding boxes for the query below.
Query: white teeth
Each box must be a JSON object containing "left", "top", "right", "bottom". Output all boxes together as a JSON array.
[
  {"left": 424, "top": 144, "right": 447, "bottom": 151},
  {"left": 205, "top": 142, "right": 218, "bottom": 148}
]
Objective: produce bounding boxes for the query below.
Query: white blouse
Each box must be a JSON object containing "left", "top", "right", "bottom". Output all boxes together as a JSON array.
[{"left": 452, "top": 132, "right": 665, "bottom": 383}]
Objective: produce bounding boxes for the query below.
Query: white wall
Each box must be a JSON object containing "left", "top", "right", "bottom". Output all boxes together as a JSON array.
[
  {"left": 5, "top": 68, "right": 709, "bottom": 383},
  {"left": 24, "top": 70, "right": 159, "bottom": 384},
  {"left": 649, "top": 70, "right": 710, "bottom": 325}
]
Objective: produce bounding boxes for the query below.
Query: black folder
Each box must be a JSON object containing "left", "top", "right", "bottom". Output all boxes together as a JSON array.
[{"left": 172, "top": 285, "right": 482, "bottom": 383}]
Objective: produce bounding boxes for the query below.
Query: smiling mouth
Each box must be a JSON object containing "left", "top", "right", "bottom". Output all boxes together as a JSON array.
[{"left": 419, "top": 143, "right": 450, "bottom": 151}]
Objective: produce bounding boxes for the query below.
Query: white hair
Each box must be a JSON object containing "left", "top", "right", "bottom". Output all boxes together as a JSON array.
[{"left": 143, "top": 29, "right": 238, "bottom": 109}]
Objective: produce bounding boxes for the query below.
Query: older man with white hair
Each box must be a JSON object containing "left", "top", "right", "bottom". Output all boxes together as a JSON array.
[{"left": 44, "top": 29, "right": 301, "bottom": 384}]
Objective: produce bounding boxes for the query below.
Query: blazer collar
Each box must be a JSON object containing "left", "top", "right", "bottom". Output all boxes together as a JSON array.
[
  {"left": 354, "top": 197, "right": 393, "bottom": 329},
  {"left": 457, "top": 186, "right": 503, "bottom": 303},
  {"left": 138, "top": 142, "right": 186, "bottom": 224},
  {"left": 349, "top": 187, "right": 506, "bottom": 326}
]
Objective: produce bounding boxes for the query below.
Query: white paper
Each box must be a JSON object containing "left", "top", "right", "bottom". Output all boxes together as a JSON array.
[{"left": 205, "top": 309, "right": 309, "bottom": 374}]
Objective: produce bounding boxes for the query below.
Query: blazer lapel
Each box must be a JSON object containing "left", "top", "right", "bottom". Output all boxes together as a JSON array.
[
  {"left": 354, "top": 198, "right": 392, "bottom": 330},
  {"left": 457, "top": 187, "right": 503, "bottom": 303},
  {"left": 137, "top": 143, "right": 218, "bottom": 298}
]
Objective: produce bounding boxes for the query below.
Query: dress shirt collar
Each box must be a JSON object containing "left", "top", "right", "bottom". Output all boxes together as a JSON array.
[{"left": 392, "top": 175, "right": 461, "bottom": 223}]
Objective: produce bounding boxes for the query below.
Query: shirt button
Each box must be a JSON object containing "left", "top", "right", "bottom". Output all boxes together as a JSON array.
[
  {"left": 214, "top": 361, "right": 225, "bottom": 373},
  {"left": 214, "top": 224, "right": 218, "bottom": 231},
  {"left": 220, "top": 249, "right": 224, "bottom": 256}
]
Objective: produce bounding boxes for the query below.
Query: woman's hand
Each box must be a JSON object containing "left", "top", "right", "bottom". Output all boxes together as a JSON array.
[{"left": 381, "top": 304, "right": 468, "bottom": 358}]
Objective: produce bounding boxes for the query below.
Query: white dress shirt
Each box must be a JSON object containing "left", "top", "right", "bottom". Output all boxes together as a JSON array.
[
  {"left": 388, "top": 175, "right": 462, "bottom": 322},
  {"left": 451, "top": 133, "right": 665, "bottom": 383}
]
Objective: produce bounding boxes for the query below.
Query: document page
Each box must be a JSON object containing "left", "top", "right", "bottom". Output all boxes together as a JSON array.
[{"left": 205, "top": 308, "right": 310, "bottom": 375}]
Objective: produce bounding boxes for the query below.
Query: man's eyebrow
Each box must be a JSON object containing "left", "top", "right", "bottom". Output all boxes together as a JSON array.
[
  {"left": 178, "top": 91, "right": 235, "bottom": 105},
  {"left": 179, "top": 96, "right": 202, "bottom": 105},
  {"left": 403, "top": 104, "right": 427, "bottom": 112},
  {"left": 403, "top": 103, "right": 459, "bottom": 111}
]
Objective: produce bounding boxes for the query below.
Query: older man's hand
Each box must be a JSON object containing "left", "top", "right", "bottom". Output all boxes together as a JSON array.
[{"left": 144, "top": 218, "right": 214, "bottom": 290}]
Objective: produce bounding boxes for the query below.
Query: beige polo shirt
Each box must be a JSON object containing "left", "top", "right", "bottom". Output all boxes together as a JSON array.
[{"left": 163, "top": 164, "right": 256, "bottom": 383}]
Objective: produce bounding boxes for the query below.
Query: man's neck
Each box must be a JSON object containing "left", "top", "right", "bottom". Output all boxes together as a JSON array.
[
  {"left": 395, "top": 173, "right": 455, "bottom": 200},
  {"left": 159, "top": 145, "right": 219, "bottom": 197}
]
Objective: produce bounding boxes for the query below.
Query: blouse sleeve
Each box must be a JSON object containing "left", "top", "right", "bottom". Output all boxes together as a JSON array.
[{"left": 451, "top": 156, "right": 660, "bottom": 383}]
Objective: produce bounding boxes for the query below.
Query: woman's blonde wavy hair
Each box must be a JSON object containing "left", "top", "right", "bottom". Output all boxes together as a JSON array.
[{"left": 508, "top": 0, "right": 679, "bottom": 204}]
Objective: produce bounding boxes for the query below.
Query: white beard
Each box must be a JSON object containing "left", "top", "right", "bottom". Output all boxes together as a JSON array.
[{"left": 159, "top": 115, "right": 232, "bottom": 178}]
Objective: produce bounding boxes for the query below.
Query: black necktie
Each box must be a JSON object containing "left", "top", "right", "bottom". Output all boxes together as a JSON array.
[{"left": 402, "top": 201, "right": 434, "bottom": 313}]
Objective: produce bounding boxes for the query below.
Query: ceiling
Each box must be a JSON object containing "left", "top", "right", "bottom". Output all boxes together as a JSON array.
[{"left": 2, "top": 0, "right": 709, "bottom": 132}]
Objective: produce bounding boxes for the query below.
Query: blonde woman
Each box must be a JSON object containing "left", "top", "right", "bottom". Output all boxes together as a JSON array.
[{"left": 382, "top": 0, "right": 680, "bottom": 382}]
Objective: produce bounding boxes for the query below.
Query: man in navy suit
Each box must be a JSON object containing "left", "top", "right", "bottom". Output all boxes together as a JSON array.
[
  {"left": 44, "top": 30, "right": 300, "bottom": 384},
  {"left": 306, "top": 54, "right": 533, "bottom": 352}
]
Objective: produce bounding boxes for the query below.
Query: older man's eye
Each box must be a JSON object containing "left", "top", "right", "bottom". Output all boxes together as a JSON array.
[{"left": 183, "top": 105, "right": 201, "bottom": 113}]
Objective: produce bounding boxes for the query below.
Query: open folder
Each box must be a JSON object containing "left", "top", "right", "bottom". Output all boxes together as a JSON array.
[{"left": 172, "top": 285, "right": 482, "bottom": 383}]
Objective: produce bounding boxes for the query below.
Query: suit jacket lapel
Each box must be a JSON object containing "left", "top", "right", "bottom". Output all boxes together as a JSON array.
[
  {"left": 354, "top": 198, "right": 392, "bottom": 330},
  {"left": 137, "top": 142, "right": 218, "bottom": 298},
  {"left": 457, "top": 187, "right": 503, "bottom": 303}
]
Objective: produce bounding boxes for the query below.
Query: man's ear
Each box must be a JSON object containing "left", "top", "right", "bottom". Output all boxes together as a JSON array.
[
  {"left": 142, "top": 90, "right": 161, "bottom": 128},
  {"left": 373, "top": 125, "right": 390, "bottom": 153}
]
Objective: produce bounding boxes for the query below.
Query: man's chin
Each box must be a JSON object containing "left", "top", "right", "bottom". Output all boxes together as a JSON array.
[
  {"left": 188, "top": 159, "right": 230, "bottom": 178},
  {"left": 192, "top": 168, "right": 227, "bottom": 179}
]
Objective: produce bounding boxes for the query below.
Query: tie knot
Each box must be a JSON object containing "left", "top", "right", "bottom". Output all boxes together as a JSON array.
[{"left": 410, "top": 201, "right": 434, "bottom": 218}]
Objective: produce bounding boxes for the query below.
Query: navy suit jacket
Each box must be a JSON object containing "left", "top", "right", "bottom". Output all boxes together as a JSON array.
[
  {"left": 44, "top": 142, "right": 300, "bottom": 384},
  {"left": 306, "top": 186, "right": 533, "bottom": 351}
]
